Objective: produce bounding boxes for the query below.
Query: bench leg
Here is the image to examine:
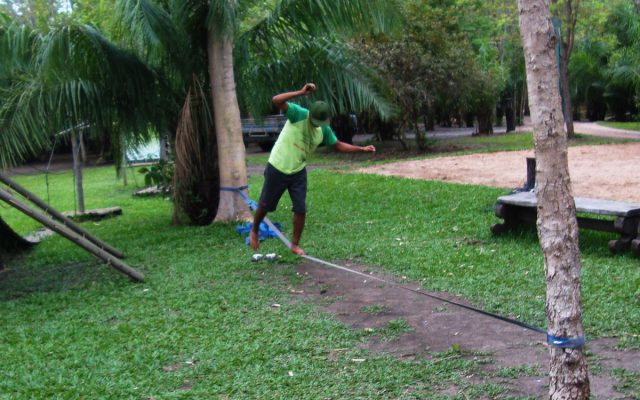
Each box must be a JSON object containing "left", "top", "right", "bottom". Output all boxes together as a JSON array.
[
  {"left": 491, "top": 203, "right": 517, "bottom": 235},
  {"left": 631, "top": 239, "right": 640, "bottom": 256},
  {"left": 491, "top": 204, "right": 536, "bottom": 235},
  {"left": 608, "top": 237, "right": 634, "bottom": 254}
]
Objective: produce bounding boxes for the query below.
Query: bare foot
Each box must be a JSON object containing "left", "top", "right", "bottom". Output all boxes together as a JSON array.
[
  {"left": 291, "top": 244, "right": 305, "bottom": 256},
  {"left": 250, "top": 230, "right": 260, "bottom": 251}
]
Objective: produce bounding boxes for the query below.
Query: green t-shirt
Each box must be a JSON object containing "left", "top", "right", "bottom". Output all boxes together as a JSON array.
[{"left": 268, "top": 102, "right": 338, "bottom": 174}]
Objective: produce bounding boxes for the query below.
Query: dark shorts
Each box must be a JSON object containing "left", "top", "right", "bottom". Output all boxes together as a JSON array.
[{"left": 259, "top": 163, "right": 307, "bottom": 214}]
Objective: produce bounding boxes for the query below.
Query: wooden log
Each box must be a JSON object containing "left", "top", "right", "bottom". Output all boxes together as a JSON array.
[
  {"left": 0, "top": 188, "right": 143, "bottom": 282},
  {"left": 63, "top": 207, "right": 122, "bottom": 222},
  {"left": 0, "top": 172, "right": 124, "bottom": 259}
]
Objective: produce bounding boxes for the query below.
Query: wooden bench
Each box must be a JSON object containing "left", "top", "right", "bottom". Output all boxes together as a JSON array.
[{"left": 491, "top": 191, "right": 640, "bottom": 254}]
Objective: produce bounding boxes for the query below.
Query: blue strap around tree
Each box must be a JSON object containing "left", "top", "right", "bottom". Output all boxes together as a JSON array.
[{"left": 547, "top": 334, "right": 586, "bottom": 349}]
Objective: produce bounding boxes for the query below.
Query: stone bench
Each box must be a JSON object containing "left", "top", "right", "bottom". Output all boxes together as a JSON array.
[{"left": 491, "top": 191, "right": 640, "bottom": 254}]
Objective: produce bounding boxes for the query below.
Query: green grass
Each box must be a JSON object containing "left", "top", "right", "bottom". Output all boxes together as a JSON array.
[
  {"left": 598, "top": 121, "right": 640, "bottom": 131},
  {"left": 1, "top": 160, "right": 638, "bottom": 398},
  {"left": 246, "top": 131, "right": 639, "bottom": 170}
]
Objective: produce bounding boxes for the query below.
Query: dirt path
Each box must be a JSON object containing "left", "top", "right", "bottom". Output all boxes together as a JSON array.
[
  {"left": 359, "top": 142, "right": 640, "bottom": 203},
  {"left": 295, "top": 261, "right": 639, "bottom": 399}
]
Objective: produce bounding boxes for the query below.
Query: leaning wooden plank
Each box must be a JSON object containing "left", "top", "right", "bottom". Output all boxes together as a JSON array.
[
  {"left": 498, "top": 191, "right": 640, "bottom": 217},
  {"left": 0, "top": 188, "right": 143, "bottom": 282},
  {"left": 0, "top": 172, "right": 124, "bottom": 259}
]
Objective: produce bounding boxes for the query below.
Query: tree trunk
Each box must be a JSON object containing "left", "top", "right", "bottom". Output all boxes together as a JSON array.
[
  {"left": 559, "top": 43, "right": 575, "bottom": 138},
  {"left": 71, "top": 130, "right": 85, "bottom": 214},
  {"left": 207, "top": 33, "right": 250, "bottom": 222},
  {"left": 0, "top": 216, "right": 33, "bottom": 253},
  {"left": 476, "top": 113, "right": 494, "bottom": 135},
  {"left": 121, "top": 136, "right": 128, "bottom": 186},
  {"left": 518, "top": 1, "right": 590, "bottom": 399}
]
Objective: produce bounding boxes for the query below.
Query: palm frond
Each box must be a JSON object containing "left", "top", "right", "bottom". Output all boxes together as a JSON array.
[
  {"left": 114, "top": 0, "right": 184, "bottom": 64},
  {"left": 238, "top": 38, "right": 395, "bottom": 120},
  {"left": 238, "top": 0, "right": 402, "bottom": 50},
  {"left": 207, "top": 0, "right": 239, "bottom": 38},
  {"left": 0, "top": 77, "right": 50, "bottom": 169}
]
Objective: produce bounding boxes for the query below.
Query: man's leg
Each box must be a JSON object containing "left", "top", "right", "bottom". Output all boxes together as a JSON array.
[
  {"left": 252, "top": 164, "right": 287, "bottom": 252},
  {"left": 291, "top": 212, "right": 306, "bottom": 255},
  {"left": 250, "top": 207, "right": 268, "bottom": 251},
  {"left": 289, "top": 168, "right": 307, "bottom": 256}
]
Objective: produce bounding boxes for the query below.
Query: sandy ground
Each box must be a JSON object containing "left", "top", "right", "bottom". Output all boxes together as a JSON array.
[{"left": 360, "top": 142, "right": 640, "bottom": 204}]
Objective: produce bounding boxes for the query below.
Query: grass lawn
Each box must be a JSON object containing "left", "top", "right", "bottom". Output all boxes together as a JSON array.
[
  {"left": 1, "top": 149, "right": 638, "bottom": 398},
  {"left": 598, "top": 121, "right": 640, "bottom": 131},
  {"left": 246, "top": 131, "right": 639, "bottom": 169}
]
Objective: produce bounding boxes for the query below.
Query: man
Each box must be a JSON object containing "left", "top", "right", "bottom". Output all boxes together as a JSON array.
[{"left": 250, "top": 83, "right": 375, "bottom": 256}]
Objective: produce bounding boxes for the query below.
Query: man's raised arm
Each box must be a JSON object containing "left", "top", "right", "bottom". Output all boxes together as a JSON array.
[{"left": 272, "top": 83, "right": 317, "bottom": 113}]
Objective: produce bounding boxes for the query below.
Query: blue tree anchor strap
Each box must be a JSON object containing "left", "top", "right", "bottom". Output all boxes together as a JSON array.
[
  {"left": 220, "top": 186, "right": 256, "bottom": 210},
  {"left": 547, "top": 334, "right": 586, "bottom": 349}
]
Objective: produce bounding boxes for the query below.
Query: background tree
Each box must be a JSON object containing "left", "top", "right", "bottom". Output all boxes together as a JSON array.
[
  {"left": 606, "top": 1, "right": 640, "bottom": 118},
  {"left": 550, "top": 0, "right": 580, "bottom": 138},
  {"left": 518, "top": 0, "right": 589, "bottom": 398},
  {"left": 118, "top": 0, "right": 399, "bottom": 222}
]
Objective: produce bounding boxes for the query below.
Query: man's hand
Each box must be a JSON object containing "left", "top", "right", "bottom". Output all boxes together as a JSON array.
[
  {"left": 361, "top": 145, "right": 376, "bottom": 153},
  {"left": 300, "top": 83, "right": 316, "bottom": 95},
  {"left": 273, "top": 83, "right": 316, "bottom": 112}
]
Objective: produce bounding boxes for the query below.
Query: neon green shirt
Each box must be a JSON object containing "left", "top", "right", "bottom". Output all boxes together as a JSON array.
[{"left": 268, "top": 102, "right": 338, "bottom": 175}]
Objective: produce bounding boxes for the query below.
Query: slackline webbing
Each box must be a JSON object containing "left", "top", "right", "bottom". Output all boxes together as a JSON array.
[{"left": 225, "top": 185, "right": 588, "bottom": 347}]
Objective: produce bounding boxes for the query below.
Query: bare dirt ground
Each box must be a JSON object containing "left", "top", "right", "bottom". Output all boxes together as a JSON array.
[
  {"left": 294, "top": 261, "right": 639, "bottom": 399},
  {"left": 358, "top": 142, "right": 640, "bottom": 203}
]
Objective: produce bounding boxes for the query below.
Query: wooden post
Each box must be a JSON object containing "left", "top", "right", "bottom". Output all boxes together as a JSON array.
[
  {"left": 0, "top": 188, "right": 143, "bottom": 282},
  {"left": 0, "top": 172, "right": 125, "bottom": 259},
  {"left": 71, "top": 130, "right": 85, "bottom": 214},
  {"left": 526, "top": 157, "right": 536, "bottom": 190}
]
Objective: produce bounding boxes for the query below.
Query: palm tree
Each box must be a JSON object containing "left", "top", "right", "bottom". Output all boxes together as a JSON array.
[
  {"left": 0, "top": 17, "right": 161, "bottom": 170},
  {"left": 116, "top": 0, "right": 399, "bottom": 222}
]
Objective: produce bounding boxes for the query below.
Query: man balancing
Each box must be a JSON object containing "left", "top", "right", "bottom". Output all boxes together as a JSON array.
[{"left": 250, "top": 83, "right": 375, "bottom": 256}]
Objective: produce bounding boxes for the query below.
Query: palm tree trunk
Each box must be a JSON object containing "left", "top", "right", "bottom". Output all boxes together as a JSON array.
[
  {"left": 207, "top": 33, "right": 250, "bottom": 222},
  {"left": 518, "top": 1, "right": 590, "bottom": 399}
]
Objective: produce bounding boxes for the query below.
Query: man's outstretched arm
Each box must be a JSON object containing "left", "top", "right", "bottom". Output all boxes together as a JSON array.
[
  {"left": 333, "top": 141, "right": 376, "bottom": 153},
  {"left": 272, "top": 83, "right": 316, "bottom": 113}
]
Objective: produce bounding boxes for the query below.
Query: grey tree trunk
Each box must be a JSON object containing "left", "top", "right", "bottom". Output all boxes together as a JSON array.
[
  {"left": 160, "top": 132, "right": 169, "bottom": 161},
  {"left": 517, "top": 1, "right": 590, "bottom": 399},
  {"left": 555, "top": 0, "right": 580, "bottom": 138},
  {"left": 559, "top": 47, "right": 575, "bottom": 137},
  {"left": 207, "top": 33, "right": 251, "bottom": 222},
  {"left": 71, "top": 130, "right": 85, "bottom": 214}
]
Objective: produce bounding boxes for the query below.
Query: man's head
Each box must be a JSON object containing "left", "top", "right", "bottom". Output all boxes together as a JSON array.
[{"left": 309, "top": 101, "right": 330, "bottom": 127}]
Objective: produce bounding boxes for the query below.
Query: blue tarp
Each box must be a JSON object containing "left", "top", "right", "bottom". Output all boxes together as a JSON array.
[{"left": 236, "top": 221, "right": 282, "bottom": 246}]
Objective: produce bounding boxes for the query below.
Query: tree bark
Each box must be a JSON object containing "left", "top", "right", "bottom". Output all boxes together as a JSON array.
[
  {"left": 518, "top": 1, "right": 590, "bottom": 399},
  {"left": 559, "top": 43, "right": 575, "bottom": 137},
  {"left": 71, "top": 130, "right": 85, "bottom": 214},
  {"left": 207, "top": 33, "right": 251, "bottom": 222}
]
